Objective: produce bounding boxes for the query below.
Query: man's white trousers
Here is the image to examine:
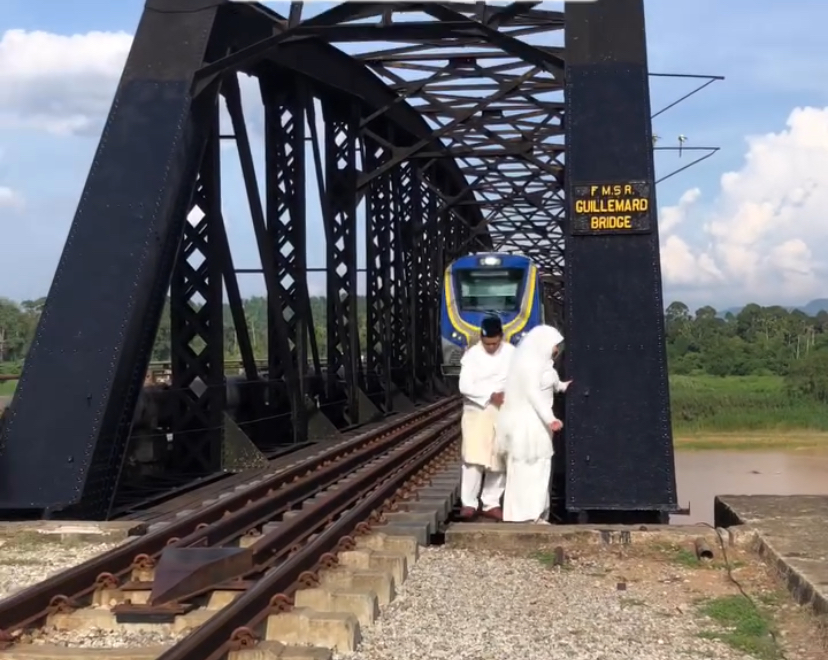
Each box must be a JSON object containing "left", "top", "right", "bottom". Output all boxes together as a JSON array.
[{"left": 460, "top": 463, "right": 505, "bottom": 511}]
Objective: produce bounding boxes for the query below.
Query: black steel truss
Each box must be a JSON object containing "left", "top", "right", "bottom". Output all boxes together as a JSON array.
[
  {"left": 0, "top": 0, "right": 679, "bottom": 522},
  {"left": 274, "top": 1, "right": 569, "bottom": 306},
  {"left": 0, "top": 0, "right": 501, "bottom": 519}
]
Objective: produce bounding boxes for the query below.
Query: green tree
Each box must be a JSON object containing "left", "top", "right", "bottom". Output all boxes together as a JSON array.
[{"left": 786, "top": 351, "right": 828, "bottom": 403}]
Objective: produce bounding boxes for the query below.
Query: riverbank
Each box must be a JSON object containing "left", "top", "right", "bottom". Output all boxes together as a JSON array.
[
  {"left": 670, "top": 375, "right": 828, "bottom": 450},
  {"left": 674, "top": 430, "right": 828, "bottom": 451},
  {"left": 670, "top": 374, "right": 828, "bottom": 434}
]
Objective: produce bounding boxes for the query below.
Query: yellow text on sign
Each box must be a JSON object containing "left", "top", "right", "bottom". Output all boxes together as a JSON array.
[{"left": 573, "top": 184, "right": 649, "bottom": 231}]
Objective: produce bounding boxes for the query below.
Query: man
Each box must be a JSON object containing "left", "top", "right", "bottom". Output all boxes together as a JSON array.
[{"left": 457, "top": 315, "right": 515, "bottom": 521}]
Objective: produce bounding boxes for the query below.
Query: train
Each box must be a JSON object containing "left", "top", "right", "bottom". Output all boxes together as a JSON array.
[{"left": 440, "top": 252, "right": 555, "bottom": 376}]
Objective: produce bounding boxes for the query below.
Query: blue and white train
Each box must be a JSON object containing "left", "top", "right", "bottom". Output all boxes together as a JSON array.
[{"left": 440, "top": 252, "right": 554, "bottom": 376}]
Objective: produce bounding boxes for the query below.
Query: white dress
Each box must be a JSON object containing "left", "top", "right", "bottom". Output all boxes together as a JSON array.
[{"left": 500, "top": 364, "right": 565, "bottom": 523}]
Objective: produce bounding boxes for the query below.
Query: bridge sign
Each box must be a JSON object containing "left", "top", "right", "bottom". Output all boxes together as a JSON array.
[{"left": 571, "top": 181, "right": 652, "bottom": 235}]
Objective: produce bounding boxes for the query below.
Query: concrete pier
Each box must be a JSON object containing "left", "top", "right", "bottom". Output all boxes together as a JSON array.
[{"left": 715, "top": 494, "right": 828, "bottom": 616}]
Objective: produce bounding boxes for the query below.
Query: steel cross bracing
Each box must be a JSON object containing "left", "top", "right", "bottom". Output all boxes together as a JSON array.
[
  {"left": 299, "top": 1, "right": 569, "bottom": 303},
  {"left": 0, "top": 0, "right": 570, "bottom": 520}
]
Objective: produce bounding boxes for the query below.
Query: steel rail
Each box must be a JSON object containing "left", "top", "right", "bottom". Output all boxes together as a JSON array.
[
  {"left": 131, "top": 412, "right": 460, "bottom": 608},
  {"left": 159, "top": 417, "right": 460, "bottom": 660},
  {"left": 162, "top": 407, "right": 456, "bottom": 553},
  {"left": 0, "top": 396, "right": 459, "bottom": 638}
]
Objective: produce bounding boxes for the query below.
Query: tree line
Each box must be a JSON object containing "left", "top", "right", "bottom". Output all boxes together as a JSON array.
[
  {"left": 2, "top": 296, "right": 828, "bottom": 401},
  {"left": 0, "top": 296, "right": 366, "bottom": 371},
  {"left": 665, "top": 301, "right": 828, "bottom": 403},
  {"left": 664, "top": 301, "right": 828, "bottom": 377}
]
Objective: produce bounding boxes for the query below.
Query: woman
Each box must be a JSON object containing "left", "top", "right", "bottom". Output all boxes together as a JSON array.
[{"left": 496, "top": 325, "right": 570, "bottom": 524}]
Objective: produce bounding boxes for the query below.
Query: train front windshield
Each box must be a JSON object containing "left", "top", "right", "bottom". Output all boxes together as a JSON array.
[{"left": 454, "top": 268, "right": 524, "bottom": 312}]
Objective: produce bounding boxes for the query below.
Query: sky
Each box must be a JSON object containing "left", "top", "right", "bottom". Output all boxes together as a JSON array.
[{"left": 0, "top": 0, "right": 826, "bottom": 311}]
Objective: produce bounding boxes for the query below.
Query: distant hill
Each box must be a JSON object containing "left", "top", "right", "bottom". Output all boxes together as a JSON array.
[
  {"left": 799, "top": 299, "right": 828, "bottom": 315},
  {"left": 715, "top": 299, "right": 828, "bottom": 318}
]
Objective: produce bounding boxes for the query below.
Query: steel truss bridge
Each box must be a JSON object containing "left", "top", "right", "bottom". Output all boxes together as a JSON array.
[{"left": 0, "top": 0, "right": 678, "bottom": 523}]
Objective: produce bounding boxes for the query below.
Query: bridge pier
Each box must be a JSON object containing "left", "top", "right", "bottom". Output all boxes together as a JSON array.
[{"left": 562, "top": 0, "right": 678, "bottom": 522}]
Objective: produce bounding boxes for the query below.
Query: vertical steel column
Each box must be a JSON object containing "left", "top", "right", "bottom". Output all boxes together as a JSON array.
[
  {"left": 431, "top": 194, "right": 444, "bottom": 367},
  {"left": 434, "top": 203, "right": 450, "bottom": 387},
  {"left": 262, "top": 79, "right": 310, "bottom": 442},
  {"left": 407, "top": 175, "right": 423, "bottom": 397},
  {"left": 392, "top": 163, "right": 415, "bottom": 399},
  {"left": 413, "top": 182, "right": 436, "bottom": 394},
  {"left": 563, "top": 0, "right": 677, "bottom": 522},
  {"left": 386, "top": 164, "right": 406, "bottom": 398},
  {"left": 364, "top": 139, "right": 394, "bottom": 411},
  {"left": 322, "top": 98, "right": 362, "bottom": 423},
  {"left": 224, "top": 74, "right": 300, "bottom": 451},
  {"left": 169, "top": 105, "right": 226, "bottom": 475}
]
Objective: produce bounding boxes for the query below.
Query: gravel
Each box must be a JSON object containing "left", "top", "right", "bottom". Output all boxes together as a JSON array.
[
  {"left": 341, "top": 546, "right": 755, "bottom": 660},
  {"left": 26, "top": 627, "right": 187, "bottom": 648},
  {"left": 0, "top": 535, "right": 123, "bottom": 601},
  {"left": 0, "top": 534, "right": 190, "bottom": 648},
  {"left": 0, "top": 534, "right": 777, "bottom": 657}
]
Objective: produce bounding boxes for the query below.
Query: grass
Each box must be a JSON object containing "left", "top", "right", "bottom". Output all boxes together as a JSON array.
[
  {"left": 664, "top": 544, "right": 703, "bottom": 568},
  {"left": 654, "top": 542, "right": 746, "bottom": 571},
  {"left": 670, "top": 375, "right": 828, "bottom": 434},
  {"left": 674, "top": 430, "right": 828, "bottom": 451},
  {"left": 0, "top": 379, "right": 16, "bottom": 396},
  {"left": 670, "top": 374, "right": 828, "bottom": 451},
  {"left": 532, "top": 549, "right": 568, "bottom": 569},
  {"left": 696, "top": 595, "right": 781, "bottom": 659}
]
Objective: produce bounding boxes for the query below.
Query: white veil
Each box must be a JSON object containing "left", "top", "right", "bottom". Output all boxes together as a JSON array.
[{"left": 495, "top": 325, "right": 564, "bottom": 461}]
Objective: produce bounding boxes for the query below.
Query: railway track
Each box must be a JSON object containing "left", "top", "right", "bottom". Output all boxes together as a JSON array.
[
  {"left": 0, "top": 397, "right": 462, "bottom": 660},
  {"left": 115, "top": 409, "right": 426, "bottom": 525}
]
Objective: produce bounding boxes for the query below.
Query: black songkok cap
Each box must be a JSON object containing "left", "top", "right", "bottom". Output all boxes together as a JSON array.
[{"left": 480, "top": 314, "right": 503, "bottom": 337}]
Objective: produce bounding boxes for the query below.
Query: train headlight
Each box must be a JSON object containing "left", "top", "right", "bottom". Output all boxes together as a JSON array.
[
  {"left": 479, "top": 256, "right": 501, "bottom": 267},
  {"left": 451, "top": 331, "right": 461, "bottom": 341}
]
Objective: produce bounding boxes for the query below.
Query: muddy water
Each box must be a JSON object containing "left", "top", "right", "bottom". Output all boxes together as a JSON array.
[{"left": 671, "top": 450, "right": 828, "bottom": 525}]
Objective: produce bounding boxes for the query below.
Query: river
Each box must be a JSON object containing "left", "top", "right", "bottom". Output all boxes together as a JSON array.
[{"left": 672, "top": 449, "right": 828, "bottom": 525}]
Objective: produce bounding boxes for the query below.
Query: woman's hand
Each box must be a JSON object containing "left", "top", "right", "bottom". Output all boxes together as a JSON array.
[
  {"left": 549, "top": 419, "right": 563, "bottom": 432},
  {"left": 559, "top": 380, "right": 573, "bottom": 392}
]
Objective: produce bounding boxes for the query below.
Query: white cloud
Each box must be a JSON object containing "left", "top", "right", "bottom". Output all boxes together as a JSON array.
[
  {"left": 659, "top": 106, "right": 828, "bottom": 304},
  {"left": 660, "top": 187, "right": 700, "bottom": 234},
  {"left": 0, "top": 186, "right": 24, "bottom": 210},
  {"left": 0, "top": 29, "right": 269, "bottom": 139},
  {"left": 0, "top": 29, "right": 132, "bottom": 135}
]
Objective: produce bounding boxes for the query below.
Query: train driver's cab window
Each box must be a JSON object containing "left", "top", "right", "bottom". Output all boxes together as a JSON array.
[{"left": 455, "top": 268, "right": 524, "bottom": 312}]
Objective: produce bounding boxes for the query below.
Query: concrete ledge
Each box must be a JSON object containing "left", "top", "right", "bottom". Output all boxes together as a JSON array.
[
  {"left": 374, "top": 522, "right": 430, "bottom": 546},
  {"left": 446, "top": 522, "right": 726, "bottom": 551},
  {"left": 715, "top": 495, "right": 828, "bottom": 617},
  {"left": 0, "top": 521, "right": 146, "bottom": 543}
]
